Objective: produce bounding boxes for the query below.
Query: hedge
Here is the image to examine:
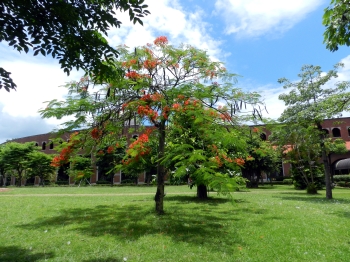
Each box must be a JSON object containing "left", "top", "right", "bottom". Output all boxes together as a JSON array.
[{"left": 333, "top": 175, "right": 350, "bottom": 182}]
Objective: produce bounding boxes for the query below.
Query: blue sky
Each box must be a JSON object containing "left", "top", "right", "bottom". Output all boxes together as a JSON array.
[{"left": 1, "top": 0, "right": 350, "bottom": 143}]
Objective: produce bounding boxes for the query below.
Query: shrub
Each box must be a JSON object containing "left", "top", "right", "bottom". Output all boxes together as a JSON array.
[
  {"left": 306, "top": 183, "right": 318, "bottom": 194},
  {"left": 259, "top": 181, "right": 285, "bottom": 185},
  {"left": 333, "top": 175, "right": 350, "bottom": 182},
  {"left": 96, "top": 180, "right": 112, "bottom": 185},
  {"left": 283, "top": 179, "right": 293, "bottom": 185},
  {"left": 336, "top": 181, "right": 350, "bottom": 187},
  {"left": 55, "top": 181, "right": 69, "bottom": 186}
]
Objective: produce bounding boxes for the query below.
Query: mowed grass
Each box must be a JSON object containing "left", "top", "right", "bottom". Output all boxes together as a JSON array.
[{"left": 1, "top": 185, "right": 350, "bottom": 262}]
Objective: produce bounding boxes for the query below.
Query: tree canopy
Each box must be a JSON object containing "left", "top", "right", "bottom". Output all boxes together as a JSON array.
[
  {"left": 41, "top": 36, "right": 265, "bottom": 214},
  {"left": 0, "top": 0, "right": 150, "bottom": 91},
  {"left": 1, "top": 142, "right": 36, "bottom": 186},
  {"left": 277, "top": 63, "right": 350, "bottom": 198},
  {"left": 323, "top": 0, "right": 350, "bottom": 51}
]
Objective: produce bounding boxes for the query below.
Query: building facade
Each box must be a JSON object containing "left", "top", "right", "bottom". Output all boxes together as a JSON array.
[{"left": 6, "top": 117, "right": 350, "bottom": 186}]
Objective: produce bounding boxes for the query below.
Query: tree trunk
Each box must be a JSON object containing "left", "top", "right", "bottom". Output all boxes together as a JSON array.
[
  {"left": 322, "top": 148, "right": 332, "bottom": 199},
  {"left": 17, "top": 170, "right": 22, "bottom": 187},
  {"left": 155, "top": 121, "right": 166, "bottom": 215},
  {"left": 197, "top": 184, "right": 208, "bottom": 199},
  {"left": 317, "top": 123, "right": 332, "bottom": 199}
]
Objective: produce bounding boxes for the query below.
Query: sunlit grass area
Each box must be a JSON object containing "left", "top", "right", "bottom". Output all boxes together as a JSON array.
[{"left": 1, "top": 185, "right": 350, "bottom": 261}]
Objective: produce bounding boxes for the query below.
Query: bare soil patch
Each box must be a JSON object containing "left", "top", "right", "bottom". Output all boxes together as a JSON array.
[{"left": 0, "top": 188, "right": 10, "bottom": 192}]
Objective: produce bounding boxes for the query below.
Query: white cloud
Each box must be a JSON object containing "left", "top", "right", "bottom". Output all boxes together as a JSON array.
[
  {"left": 107, "top": 0, "right": 223, "bottom": 59},
  {"left": 259, "top": 85, "right": 286, "bottom": 120},
  {"left": 1, "top": 1, "right": 224, "bottom": 142},
  {"left": 0, "top": 59, "right": 79, "bottom": 118},
  {"left": 215, "top": 0, "right": 324, "bottom": 37}
]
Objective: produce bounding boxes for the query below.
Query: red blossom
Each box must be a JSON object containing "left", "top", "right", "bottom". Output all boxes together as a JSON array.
[
  {"left": 125, "top": 71, "right": 142, "bottom": 79},
  {"left": 143, "top": 59, "right": 158, "bottom": 70},
  {"left": 234, "top": 158, "right": 245, "bottom": 166},
  {"left": 154, "top": 36, "right": 168, "bottom": 46},
  {"left": 91, "top": 127, "right": 101, "bottom": 140},
  {"left": 107, "top": 146, "right": 114, "bottom": 154},
  {"left": 172, "top": 103, "right": 181, "bottom": 110},
  {"left": 219, "top": 112, "right": 232, "bottom": 122}
]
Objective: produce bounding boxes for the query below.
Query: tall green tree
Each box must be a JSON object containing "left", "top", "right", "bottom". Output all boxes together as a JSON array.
[
  {"left": 2, "top": 142, "right": 35, "bottom": 186},
  {"left": 270, "top": 123, "right": 327, "bottom": 192},
  {"left": 323, "top": 0, "right": 350, "bottom": 51},
  {"left": 278, "top": 63, "right": 350, "bottom": 198},
  {"left": 0, "top": 0, "right": 150, "bottom": 91},
  {"left": 26, "top": 151, "right": 56, "bottom": 186},
  {"left": 41, "top": 36, "right": 264, "bottom": 214},
  {"left": 163, "top": 99, "right": 248, "bottom": 198},
  {"left": 241, "top": 127, "right": 281, "bottom": 188},
  {"left": 0, "top": 145, "right": 8, "bottom": 186}
]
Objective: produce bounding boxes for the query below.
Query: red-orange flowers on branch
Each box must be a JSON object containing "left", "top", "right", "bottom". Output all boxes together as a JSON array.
[{"left": 154, "top": 36, "right": 168, "bottom": 46}]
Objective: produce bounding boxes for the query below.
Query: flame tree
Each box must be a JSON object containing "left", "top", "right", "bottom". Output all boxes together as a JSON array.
[{"left": 41, "top": 36, "right": 264, "bottom": 214}]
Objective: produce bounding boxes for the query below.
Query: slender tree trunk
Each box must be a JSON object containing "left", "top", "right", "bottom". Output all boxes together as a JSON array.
[
  {"left": 40, "top": 175, "right": 45, "bottom": 187},
  {"left": 197, "top": 184, "right": 208, "bottom": 199},
  {"left": 322, "top": 148, "right": 332, "bottom": 199},
  {"left": 17, "top": 170, "right": 22, "bottom": 187},
  {"left": 155, "top": 121, "right": 166, "bottom": 214},
  {"left": 317, "top": 123, "right": 332, "bottom": 199}
]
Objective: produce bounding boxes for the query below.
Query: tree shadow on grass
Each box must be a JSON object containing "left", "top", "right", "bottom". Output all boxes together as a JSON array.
[
  {"left": 83, "top": 258, "right": 122, "bottom": 262},
  {"left": 164, "top": 195, "right": 234, "bottom": 206},
  {"left": 0, "top": 245, "right": 54, "bottom": 262},
  {"left": 18, "top": 202, "right": 244, "bottom": 254}
]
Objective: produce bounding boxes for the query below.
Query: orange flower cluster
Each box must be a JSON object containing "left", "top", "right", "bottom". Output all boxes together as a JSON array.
[
  {"left": 137, "top": 105, "right": 158, "bottom": 121},
  {"left": 122, "top": 59, "right": 137, "bottom": 68},
  {"left": 140, "top": 93, "right": 163, "bottom": 103},
  {"left": 125, "top": 71, "right": 142, "bottom": 80},
  {"left": 214, "top": 155, "right": 223, "bottom": 167},
  {"left": 123, "top": 134, "right": 150, "bottom": 166},
  {"left": 91, "top": 127, "right": 102, "bottom": 140},
  {"left": 51, "top": 132, "right": 79, "bottom": 167},
  {"left": 205, "top": 70, "right": 217, "bottom": 79},
  {"left": 162, "top": 106, "right": 170, "bottom": 120},
  {"left": 107, "top": 146, "right": 114, "bottom": 154},
  {"left": 51, "top": 146, "right": 72, "bottom": 167},
  {"left": 219, "top": 112, "right": 232, "bottom": 122},
  {"left": 154, "top": 36, "right": 168, "bottom": 46},
  {"left": 143, "top": 59, "right": 159, "bottom": 70},
  {"left": 172, "top": 103, "right": 181, "bottom": 111},
  {"left": 234, "top": 158, "right": 245, "bottom": 166}
]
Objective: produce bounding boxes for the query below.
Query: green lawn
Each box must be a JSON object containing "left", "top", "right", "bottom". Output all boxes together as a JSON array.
[{"left": 1, "top": 185, "right": 349, "bottom": 262}]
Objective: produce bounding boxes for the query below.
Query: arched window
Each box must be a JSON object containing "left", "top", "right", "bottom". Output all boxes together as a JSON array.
[
  {"left": 49, "top": 141, "right": 54, "bottom": 149},
  {"left": 332, "top": 128, "right": 341, "bottom": 138},
  {"left": 132, "top": 134, "right": 138, "bottom": 140},
  {"left": 347, "top": 127, "right": 350, "bottom": 136},
  {"left": 260, "top": 133, "right": 267, "bottom": 141},
  {"left": 34, "top": 142, "right": 38, "bottom": 147},
  {"left": 42, "top": 142, "right": 46, "bottom": 150},
  {"left": 322, "top": 129, "right": 329, "bottom": 135}
]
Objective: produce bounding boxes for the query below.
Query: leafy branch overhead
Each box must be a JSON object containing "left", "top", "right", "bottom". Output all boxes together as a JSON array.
[
  {"left": 323, "top": 0, "right": 350, "bottom": 51},
  {"left": 0, "top": 0, "right": 150, "bottom": 91}
]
